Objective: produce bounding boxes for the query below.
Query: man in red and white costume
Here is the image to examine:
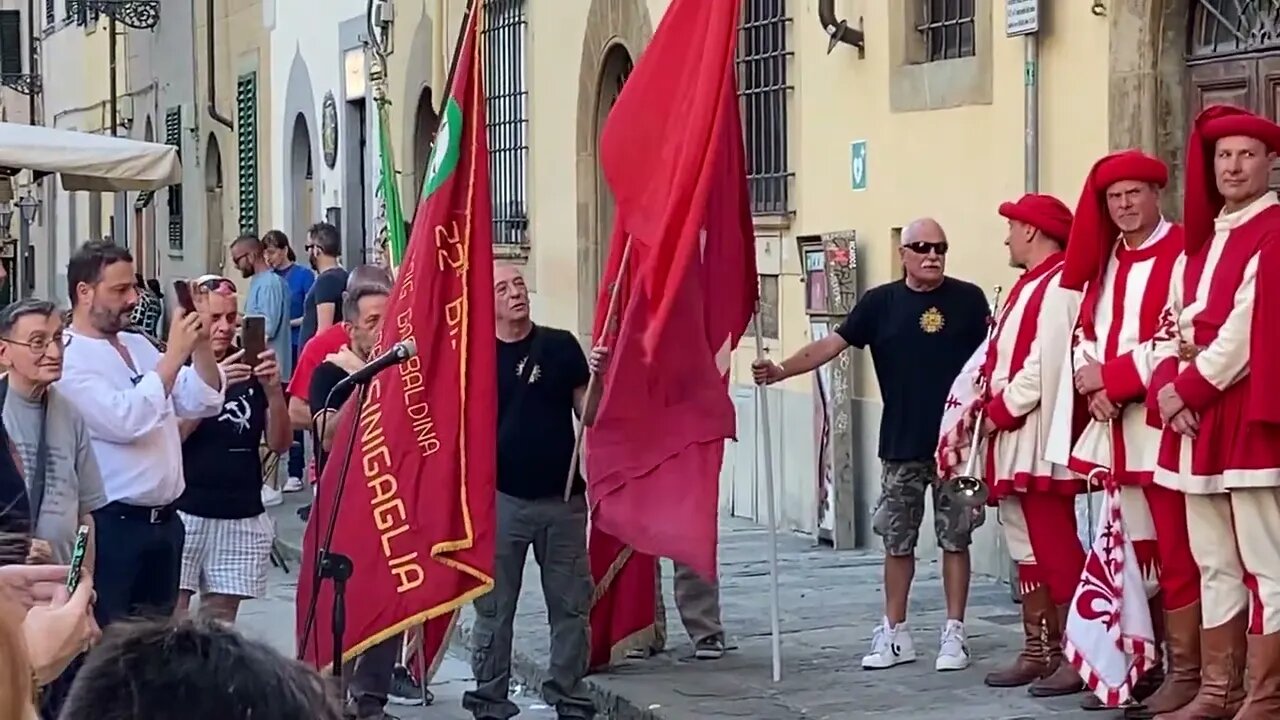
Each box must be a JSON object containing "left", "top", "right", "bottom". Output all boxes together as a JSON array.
[
  {"left": 981, "top": 194, "right": 1087, "bottom": 697},
  {"left": 1146, "top": 105, "right": 1280, "bottom": 720},
  {"left": 1061, "top": 150, "right": 1200, "bottom": 717}
]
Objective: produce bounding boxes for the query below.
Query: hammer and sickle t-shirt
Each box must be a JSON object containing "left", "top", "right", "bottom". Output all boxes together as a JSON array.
[
  {"left": 836, "top": 277, "right": 990, "bottom": 462},
  {"left": 177, "top": 375, "right": 269, "bottom": 519}
]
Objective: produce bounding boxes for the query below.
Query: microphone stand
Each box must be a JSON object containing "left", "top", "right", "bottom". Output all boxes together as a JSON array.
[{"left": 299, "top": 379, "right": 373, "bottom": 693}]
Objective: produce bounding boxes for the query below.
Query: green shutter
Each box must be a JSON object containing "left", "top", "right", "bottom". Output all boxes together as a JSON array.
[
  {"left": 236, "top": 72, "right": 258, "bottom": 237},
  {"left": 165, "top": 107, "right": 184, "bottom": 251}
]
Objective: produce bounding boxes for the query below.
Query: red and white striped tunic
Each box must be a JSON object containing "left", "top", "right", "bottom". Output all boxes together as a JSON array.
[
  {"left": 1152, "top": 192, "right": 1280, "bottom": 493},
  {"left": 981, "top": 252, "right": 1084, "bottom": 501},
  {"left": 1068, "top": 221, "right": 1182, "bottom": 486}
]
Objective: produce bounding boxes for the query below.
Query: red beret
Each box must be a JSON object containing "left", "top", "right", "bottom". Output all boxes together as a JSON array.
[
  {"left": 1062, "top": 150, "right": 1169, "bottom": 289},
  {"left": 999, "top": 193, "right": 1074, "bottom": 245},
  {"left": 1184, "top": 105, "right": 1280, "bottom": 254}
]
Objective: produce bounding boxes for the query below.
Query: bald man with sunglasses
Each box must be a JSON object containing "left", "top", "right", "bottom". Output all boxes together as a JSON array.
[{"left": 752, "top": 218, "right": 989, "bottom": 672}]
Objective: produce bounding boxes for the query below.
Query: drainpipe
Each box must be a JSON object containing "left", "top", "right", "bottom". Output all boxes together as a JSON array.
[
  {"left": 205, "top": 0, "right": 233, "bottom": 130},
  {"left": 1024, "top": 34, "right": 1038, "bottom": 192}
]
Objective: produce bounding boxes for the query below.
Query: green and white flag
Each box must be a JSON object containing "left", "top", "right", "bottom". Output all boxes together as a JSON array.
[{"left": 376, "top": 101, "right": 408, "bottom": 270}]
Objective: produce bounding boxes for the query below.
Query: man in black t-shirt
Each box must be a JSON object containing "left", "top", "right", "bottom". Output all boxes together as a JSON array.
[
  {"left": 299, "top": 222, "right": 348, "bottom": 350},
  {"left": 753, "top": 218, "right": 990, "bottom": 674},
  {"left": 174, "top": 279, "right": 291, "bottom": 624},
  {"left": 462, "top": 263, "right": 598, "bottom": 720}
]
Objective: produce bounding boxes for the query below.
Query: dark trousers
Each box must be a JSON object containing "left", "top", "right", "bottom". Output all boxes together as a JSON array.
[
  {"left": 37, "top": 655, "right": 82, "bottom": 720},
  {"left": 463, "top": 493, "right": 595, "bottom": 720},
  {"left": 91, "top": 503, "right": 185, "bottom": 626},
  {"left": 344, "top": 634, "right": 400, "bottom": 711},
  {"left": 289, "top": 430, "right": 305, "bottom": 479}
]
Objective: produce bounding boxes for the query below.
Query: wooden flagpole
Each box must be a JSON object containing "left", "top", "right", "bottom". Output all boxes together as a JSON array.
[
  {"left": 752, "top": 310, "right": 783, "bottom": 682},
  {"left": 563, "top": 238, "right": 633, "bottom": 502}
]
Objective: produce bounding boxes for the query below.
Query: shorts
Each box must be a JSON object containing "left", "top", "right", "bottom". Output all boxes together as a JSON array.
[
  {"left": 178, "top": 511, "right": 274, "bottom": 599},
  {"left": 871, "top": 459, "right": 986, "bottom": 557}
]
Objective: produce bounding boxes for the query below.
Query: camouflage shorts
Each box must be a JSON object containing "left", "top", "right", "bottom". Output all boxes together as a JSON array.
[{"left": 872, "top": 459, "right": 986, "bottom": 557}]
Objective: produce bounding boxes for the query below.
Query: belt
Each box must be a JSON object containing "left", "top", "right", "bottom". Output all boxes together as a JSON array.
[
  {"left": 101, "top": 501, "right": 177, "bottom": 525},
  {"left": 1177, "top": 342, "right": 1204, "bottom": 362}
]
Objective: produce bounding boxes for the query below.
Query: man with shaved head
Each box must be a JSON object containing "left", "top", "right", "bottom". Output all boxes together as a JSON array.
[
  {"left": 465, "top": 262, "right": 599, "bottom": 719},
  {"left": 753, "top": 218, "right": 989, "bottom": 672}
]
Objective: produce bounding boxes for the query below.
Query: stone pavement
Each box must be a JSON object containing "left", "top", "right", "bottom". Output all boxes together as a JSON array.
[
  {"left": 270, "top": 496, "right": 1110, "bottom": 719},
  {"left": 239, "top": 564, "right": 555, "bottom": 719}
]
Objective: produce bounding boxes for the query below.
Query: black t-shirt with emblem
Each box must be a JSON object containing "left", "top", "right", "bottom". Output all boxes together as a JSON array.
[
  {"left": 836, "top": 277, "right": 989, "bottom": 462},
  {"left": 177, "top": 374, "right": 270, "bottom": 519},
  {"left": 496, "top": 325, "right": 590, "bottom": 500}
]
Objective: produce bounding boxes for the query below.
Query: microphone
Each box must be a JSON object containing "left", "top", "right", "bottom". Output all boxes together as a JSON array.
[{"left": 331, "top": 339, "right": 417, "bottom": 394}]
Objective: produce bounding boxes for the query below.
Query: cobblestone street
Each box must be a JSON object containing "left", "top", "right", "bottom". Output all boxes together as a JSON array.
[{"left": 272, "top": 495, "right": 1110, "bottom": 719}]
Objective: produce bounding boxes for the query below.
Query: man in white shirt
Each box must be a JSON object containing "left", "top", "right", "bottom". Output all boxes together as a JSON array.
[{"left": 55, "top": 241, "right": 225, "bottom": 626}]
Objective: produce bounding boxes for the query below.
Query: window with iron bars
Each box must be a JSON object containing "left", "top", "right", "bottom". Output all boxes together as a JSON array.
[
  {"left": 916, "top": 0, "right": 976, "bottom": 63},
  {"left": 482, "top": 0, "right": 528, "bottom": 247},
  {"left": 737, "top": 0, "right": 793, "bottom": 216}
]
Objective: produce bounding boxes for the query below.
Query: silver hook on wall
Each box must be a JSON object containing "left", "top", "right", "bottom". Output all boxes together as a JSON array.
[{"left": 1091, "top": 1, "right": 1107, "bottom": 16}]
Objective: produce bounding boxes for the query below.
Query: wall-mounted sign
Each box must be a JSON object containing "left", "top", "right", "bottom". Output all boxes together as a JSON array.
[
  {"left": 1006, "top": 0, "right": 1040, "bottom": 37},
  {"left": 850, "top": 140, "right": 868, "bottom": 191},
  {"left": 321, "top": 92, "right": 339, "bottom": 170}
]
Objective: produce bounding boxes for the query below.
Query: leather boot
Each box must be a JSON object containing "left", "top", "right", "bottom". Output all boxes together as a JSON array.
[
  {"left": 1127, "top": 602, "right": 1201, "bottom": 718},
  {"left": 1029, "top": 603, "right": 1085, "bottom": 697},
  {"left": 1082, "top": 597, "right": 1169, "bottom": 712},
  {"left": 1232, "top": 632, "right": 1280, "bottom": 719},
  {"left": 1152, "top": 611, "right": 1246, "bottom": 720},
  {"left": 986, "top": 584, "right": 1052, "bottom": 687}
]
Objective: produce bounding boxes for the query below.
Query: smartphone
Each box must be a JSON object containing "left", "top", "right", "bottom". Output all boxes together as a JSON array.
[
  {"left": 242, "top": 315, "right": 266, "bottom": 368},
  {"left": 172, "top": 279, "right": 196, "bottom": 313},
  {"left": 66, "top": 524, "right": 89, "bottom": 594}
]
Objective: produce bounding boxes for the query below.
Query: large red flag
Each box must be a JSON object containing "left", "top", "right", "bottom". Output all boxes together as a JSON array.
[
  {"left": 296, "top": 8, "right": 495, "bottom": 673},
  {"left": 586, "top": 0, "right": 757, "bottom": 666}
]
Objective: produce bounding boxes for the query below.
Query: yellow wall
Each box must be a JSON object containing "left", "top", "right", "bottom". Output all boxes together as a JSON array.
[{"left": 195, "top": 0, "right": 272, "bottom": 279}]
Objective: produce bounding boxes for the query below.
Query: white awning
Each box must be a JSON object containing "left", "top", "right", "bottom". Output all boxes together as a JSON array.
[{"left": 0, "top": 122, "right": 182, "bottom": 192}]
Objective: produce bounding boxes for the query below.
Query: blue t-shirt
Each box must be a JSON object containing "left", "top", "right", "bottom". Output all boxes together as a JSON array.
[
  {"left": 276, "top": 263, "right": 316, "bottom": 352},
  {"left": 246, "top": 270, "right": 294, "bottom": 381}
]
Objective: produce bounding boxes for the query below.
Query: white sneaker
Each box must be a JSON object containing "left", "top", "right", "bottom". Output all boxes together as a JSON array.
[
  {"left": 283, "top": 476, "right": 305, "bottom": 493},
  {"left": 261, "top": 484, "right": 284, "bottom": 508},
  {"left": 935, "top": 620, "right": 971, "bottom": 671},
  {"left": 860, "top": 618, "right": 916, "bottom": 670}
]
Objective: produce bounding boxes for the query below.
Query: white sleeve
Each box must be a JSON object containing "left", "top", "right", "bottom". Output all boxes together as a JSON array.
[{"left": 172, "top": 365, "right": 226, "bottom": 419}]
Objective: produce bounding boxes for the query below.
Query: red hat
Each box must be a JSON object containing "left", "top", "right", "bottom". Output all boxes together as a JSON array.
[
  {"left": 1184, "top": 104, "right": 1280, "bottom": 254},
  {"left": 998, "top": 193, "right": 1074, "bottom": 246},
  {"left": 1061, "top": 150, "right": 1169, "bottom": 289}
]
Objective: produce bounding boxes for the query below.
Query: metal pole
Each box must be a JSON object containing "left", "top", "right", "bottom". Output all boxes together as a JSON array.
[
  {"left": 25, "top": 0, "right": 35, "bottom": 125},
  {"left": 1024, "top": 33, "right": 1038, "bottom": 192},
  {"left": 109, "top": 16, "right": 118, "bottom": 136},
  {"left": 17, "top": 216, "right": 29, "bottom": 299},
  {"left": 753, "top": 314, "right": 782, "bottom": 683}
]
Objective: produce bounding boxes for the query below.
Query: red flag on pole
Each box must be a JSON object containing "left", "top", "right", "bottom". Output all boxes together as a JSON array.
[
  {"left": 296, "top": 7, "right": 495, "bottom": 673},
  {"left": 586, "top": 0, "right": 757, "bottom": 665}
]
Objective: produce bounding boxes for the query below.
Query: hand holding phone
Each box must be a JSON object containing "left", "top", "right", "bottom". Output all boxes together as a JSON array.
[
  {"left": 172, "top": 279, "right": 196, "bottom": 314},
  {"left": 242, "top": 315, "right": 266, "bottom": 368},
  {"left": 66, "top": 525, "right": 89, "bottom": 595}
]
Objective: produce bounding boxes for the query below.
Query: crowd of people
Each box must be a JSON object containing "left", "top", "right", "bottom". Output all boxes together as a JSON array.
[{"left": 8, "top": 100, "right": 1280, "bottom": 720}]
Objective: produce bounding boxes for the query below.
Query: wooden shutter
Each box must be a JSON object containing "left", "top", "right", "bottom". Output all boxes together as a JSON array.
[
  {"left": 165, "top": 107, "right": 184, "bottom": 251},
  {"left": 0, "top": 11, "right": 22, "bottom": 77},
  {"left": 236, "top": 72, "right": 258, "bottom": 237}
]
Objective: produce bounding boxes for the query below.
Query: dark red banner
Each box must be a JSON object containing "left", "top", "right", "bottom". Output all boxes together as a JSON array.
[{"left": 296, "top": 8, "right": 495, "bottom": 673}]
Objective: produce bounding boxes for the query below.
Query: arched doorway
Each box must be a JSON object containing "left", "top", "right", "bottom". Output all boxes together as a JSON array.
[
  {"left": 205, "top": 136, "right": 225, "bottom": 273},
  {"left": 591, "top": 44, "right": 633, "bottom": 288},
  {"left": 411, "top": 86, "right": 438, "bottom": 200},
  {"left": 290, "top": 114, "right": 315, "bottom": 246}
]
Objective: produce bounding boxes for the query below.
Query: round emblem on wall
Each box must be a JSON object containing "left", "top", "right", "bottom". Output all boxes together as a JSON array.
[{"left": 321, "top": 92, "right": 339, "bottom": 170}]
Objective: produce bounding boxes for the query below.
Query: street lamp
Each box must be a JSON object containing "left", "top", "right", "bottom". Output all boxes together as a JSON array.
[
  {"left": 13, "top": 194, "right": 38, "bottom": 299},
  {"left": 16, "top": 195, "right": 38, "bottom": 225}
]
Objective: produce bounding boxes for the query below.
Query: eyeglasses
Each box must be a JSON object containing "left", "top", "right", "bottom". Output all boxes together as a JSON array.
[
  {"left": 231, "top": 252, "right": 250, "bottom": 266},
  {"left": 2, "top": 332, "right": 70, "bottom": 355},
  {"left": 903, "top": 241, "right": 948, "bottom": 256}
]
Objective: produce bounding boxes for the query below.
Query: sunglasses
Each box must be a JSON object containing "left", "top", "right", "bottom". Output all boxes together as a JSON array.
[
  {"left": 192, "top": 274, "right": 236, "bottom": 295},
  {"left": 903, "top": 241, "right": 948, "bottom": 256}
]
